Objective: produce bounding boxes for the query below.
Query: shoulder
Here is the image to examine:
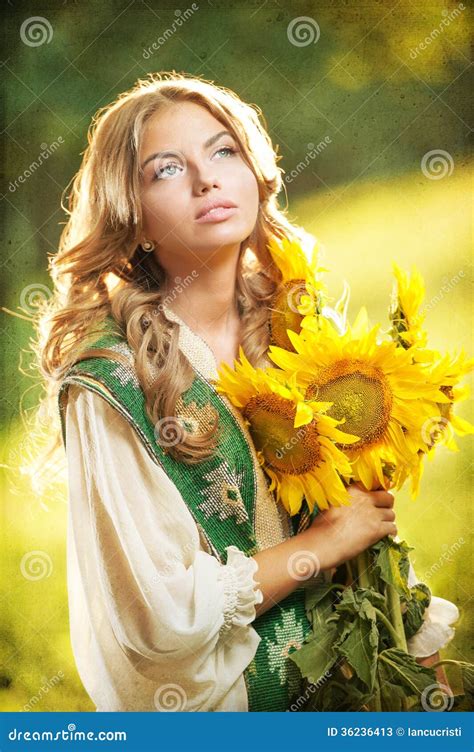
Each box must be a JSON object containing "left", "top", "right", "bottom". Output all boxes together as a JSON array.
[
  {"left": 65, "top": 383, "right": 123, "bottom": 429},
  {"left": 60, "top": 318, "right": 140, "bottom": 394}
]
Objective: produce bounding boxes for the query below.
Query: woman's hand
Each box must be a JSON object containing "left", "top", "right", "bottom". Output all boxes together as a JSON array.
[
  {"left": 252, "top": 481, "right": 396, "bottom": 617},
  {"left": 304, "top": 481, "right": 397, "bottom": 570}
]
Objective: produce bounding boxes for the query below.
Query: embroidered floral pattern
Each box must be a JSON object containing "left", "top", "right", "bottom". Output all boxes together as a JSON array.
[
  {"left": 264, "top": 610, "right": 306, "bottom": 699},
  {"left": 108, "top": 343, "right": 140, "bottom": 389},
  {"left": 197, "top": 461, "right": 250, "bottom": 526},
  {"left": 175, "top": 397, "right": 218, "bottom": 435}
]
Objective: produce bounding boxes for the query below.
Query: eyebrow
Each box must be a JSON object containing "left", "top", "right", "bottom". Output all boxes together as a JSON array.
[{"left": 140, "top": 130, "right": 234, "bottom": 171}]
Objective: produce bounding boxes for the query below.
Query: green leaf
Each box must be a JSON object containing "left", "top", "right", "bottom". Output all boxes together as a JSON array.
[
  {"left": 304, "top": 581, "right": 337, "bottom": 638},
  {"left": 372, "top": 537, "right": 412, "bottom": 597},
  {"left": 289, "top": 622, "right": 338, "bottom": 683},
  {"left": 443, "top": 660, "right": 474, "bottom": 710},
  {"left": 302, "top": 674, "right": 372, "bottom": 712},
  {"left": 377, "top": 664, "right": 414, "bottom": 711},
  {"left": 458, "top": 661, "right": 474, "bottom": 702},
  {"left": 402, "top": 582, "right": 431, "bottom": 639},
  {"left": 305, "top": 581, "right": 339, "bottom": 617},
  {"left": 377, "top": 647, "right": 436, "bottom": 709},
  {"left": 452, "top": 694, "right": 472, "bottom": 711},
  {"left": 333, "top": 585, "right": 386, "bottom": 620},
  {"left": 334, "top": 597, "right": 379, "bottom": 693}
]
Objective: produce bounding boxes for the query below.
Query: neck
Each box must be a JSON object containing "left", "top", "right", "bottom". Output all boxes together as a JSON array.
[{"left": 160, "top": 245, "right": 242, "bottom": 337}]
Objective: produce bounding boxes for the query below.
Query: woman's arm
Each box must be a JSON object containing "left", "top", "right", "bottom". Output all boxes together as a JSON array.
[
  {"left": 251, "top": 527, "right": 332, "bottom": 617},
  {"left": 252, "top": 482, "right": 398, "bottom": 617},
  {"left": 65, "top": 385, "right": 265, "bottom": 711}
]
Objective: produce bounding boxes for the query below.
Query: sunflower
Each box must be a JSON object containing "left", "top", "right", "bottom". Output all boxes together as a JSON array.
[
  {"left": 399, "top": 382, "right": 472, "bottom": 500},
  {"left": 267, "top": 234, "right": 329, "bottom": 350},
  {"left": 214, "top": 346, "right": 360, "bottom": 515},
  {"left": 384, "top": 262, "right": 474, "bottom": 495},
  {"left": 388, "top": 262, "right": 438, "bottom": 364},
  {"left": 414, "top": 348, "right": 474, "bottom": 454},
  {"left": 267, "top": 308, "right": 451, "bottom": 496}
]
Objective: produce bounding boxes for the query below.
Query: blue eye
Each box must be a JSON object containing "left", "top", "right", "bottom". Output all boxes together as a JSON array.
[
  {"left": 151, "top": 146, "right": 237, "bottom": 182},
  {"left": 215, "top": 146, "right": 236, "bottom": 157},
  {"left": 152, "top": 162, "right": 184, "bottom": 181}
]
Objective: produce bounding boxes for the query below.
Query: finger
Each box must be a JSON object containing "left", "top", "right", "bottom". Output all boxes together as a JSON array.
[
  {"left": 380, "top": 508, "right": 396, "bottom": 523},
  {"left": 381, "top": 521, "right": 397, "bottom": 537},
  {"left": 372, "top": 490, "right": 395, "bottom": 507}
]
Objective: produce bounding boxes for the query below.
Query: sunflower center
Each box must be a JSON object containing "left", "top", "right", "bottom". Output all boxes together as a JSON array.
[
  {"left": 243, "top": 393, "right": 321, "bottom": 475},
  {"left": 305, "top": 361, "right": 392, "bottom": 450}
]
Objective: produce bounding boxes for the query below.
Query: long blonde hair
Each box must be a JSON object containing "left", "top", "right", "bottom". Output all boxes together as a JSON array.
[{"left": 24, "top": 71, "right": 309, "bottom": 476}]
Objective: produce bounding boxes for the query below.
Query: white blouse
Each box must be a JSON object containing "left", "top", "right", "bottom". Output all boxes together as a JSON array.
[{"left": 64, "top": 306, "right": 460, "bottom": 712}]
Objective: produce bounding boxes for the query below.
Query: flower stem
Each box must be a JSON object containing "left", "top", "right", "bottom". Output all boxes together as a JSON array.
[
  {"left": 386, "top": 583, "right": 407, "bottom": 653},
  {"left": 373, "top": 608, "right": 405, "bottom": 650},
  {"left": 345, "top": 559, "right": 354, "bottom": 586},
  {"left": 326, "top": 583, "right": 346, "bottom": 593},
  {"left": 430, "top": 659, "right": 461, "bottom": 669},
  {"left": 372, "top": 682, "right": 382, "bottom": 712},
  {"left": 356, "top": 550, "right": 372, "bottom": 589}
]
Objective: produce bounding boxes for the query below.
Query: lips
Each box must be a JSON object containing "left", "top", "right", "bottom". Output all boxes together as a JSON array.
[{"left": 195, "top": 198, "right": 237, "bottom": 220}]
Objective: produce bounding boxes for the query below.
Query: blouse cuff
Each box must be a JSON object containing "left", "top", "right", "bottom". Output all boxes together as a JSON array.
[
  {"left": 404, "top": 558, "right": 460, "bottom": 658},
  {"left": 218, "top": 545, "right": 264, "bottom": 637},
  {"left": 406, "top": 595, "right": 460, "bottom": 658}
]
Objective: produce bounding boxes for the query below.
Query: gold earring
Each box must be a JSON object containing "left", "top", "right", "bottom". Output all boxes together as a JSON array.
[{"left": 142, "top": 239, "right": 155, "bottom": 252}]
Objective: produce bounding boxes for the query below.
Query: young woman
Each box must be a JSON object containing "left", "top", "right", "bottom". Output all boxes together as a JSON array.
[{"left": 36, "top": 72, "right": 458, "bottom": 712}]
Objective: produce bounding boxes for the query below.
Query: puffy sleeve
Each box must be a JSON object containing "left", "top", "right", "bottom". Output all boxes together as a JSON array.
[
  {"left": 405, "top": 560, "right": 460, "bottom": 659},
  {"left": 64, "top": 384, "right": 264, "bottom": 711}
]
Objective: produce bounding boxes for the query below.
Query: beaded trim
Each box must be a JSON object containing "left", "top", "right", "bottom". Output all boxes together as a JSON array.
[{"left": 161, "top": 303, "right": 292, "bottom": 550}]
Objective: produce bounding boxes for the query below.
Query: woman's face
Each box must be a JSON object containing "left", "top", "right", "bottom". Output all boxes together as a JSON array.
[{"left": 138, "top": 101, "right": 259, "bottom": 264}]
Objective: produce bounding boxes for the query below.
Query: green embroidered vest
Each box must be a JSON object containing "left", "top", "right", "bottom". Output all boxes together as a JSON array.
[{"left": 58, "top": 322, "right": 317, "bottom": 712}]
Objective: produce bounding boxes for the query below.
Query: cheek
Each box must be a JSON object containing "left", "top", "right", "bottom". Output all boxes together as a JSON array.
[
  {"left": 141, "top": 188, "right": 179, "bottom": 234},
  {"left": 238, "top": 167, "right": 259, "bottom": 209},
  {"left": 141, "top": 189, "right": 159, "bottom": 226}
]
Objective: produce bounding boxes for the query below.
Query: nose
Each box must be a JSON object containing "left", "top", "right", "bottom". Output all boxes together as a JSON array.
[{"left": 193, "top": 163, "right": 221, "bottom": 194}]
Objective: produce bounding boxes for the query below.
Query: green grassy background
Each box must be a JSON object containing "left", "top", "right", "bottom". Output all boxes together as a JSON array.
[{"left": 1, "top": 1, "right": 472, "bottom": 711}]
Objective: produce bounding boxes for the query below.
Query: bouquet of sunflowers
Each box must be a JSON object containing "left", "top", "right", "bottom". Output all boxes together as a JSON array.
[{"left": 215, "top": 235, "right": 473, "bottom": 711}]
